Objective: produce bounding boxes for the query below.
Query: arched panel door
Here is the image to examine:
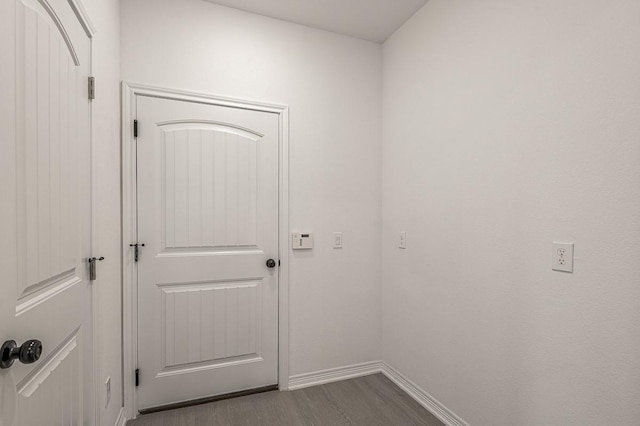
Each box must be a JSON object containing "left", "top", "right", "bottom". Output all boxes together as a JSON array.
[
  {"left": 135, "top": 95, "right": 279, "bottom": 411},
  {"left": 0, "top": 0, "right": 93, "bottom": 424}
]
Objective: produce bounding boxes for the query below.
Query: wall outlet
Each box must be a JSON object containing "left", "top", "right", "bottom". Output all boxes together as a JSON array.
[
  {"left": 105, "top": 376, "right": 111, "bottom": 407},
  {"left": 552, "top": 242, "right": 574, "bottom": 273},
  {"left": 333, "top": 232, "right": 343, "bottom": 249},
  {"left": 399, "top": 232, "right": 407, "bottom": 249}
]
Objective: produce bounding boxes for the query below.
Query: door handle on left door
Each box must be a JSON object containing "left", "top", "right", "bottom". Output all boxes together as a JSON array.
[
  {"left": 0, "top": 339, "right": 43, "bottom": 369},
  {"left": 266, "top": 259, "right": 277, "bottom": 268}
]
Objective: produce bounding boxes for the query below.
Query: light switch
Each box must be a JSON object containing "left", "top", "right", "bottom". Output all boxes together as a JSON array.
[
  {"left": 333, "top": 232, "right": 343, "bottom": 249},
  {"left": 399, "top": 232, "right": 407, "bottom": 249}
]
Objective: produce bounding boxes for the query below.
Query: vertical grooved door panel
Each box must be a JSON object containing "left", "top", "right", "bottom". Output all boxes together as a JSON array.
[
  {"left": 18, "top": 0, "right": 85, "bottom": 299},
  {"left": 160, "top": 123, "right": 259, "bottom": 251},
  {"left": 136, "top": 97, "right": 279, "bottom": 409},
  {"left": 160, "top": 281, "right": 262, "bottom": 371},
  {"left": 1, "top": 0, "right": 93, "bottom": 423}
]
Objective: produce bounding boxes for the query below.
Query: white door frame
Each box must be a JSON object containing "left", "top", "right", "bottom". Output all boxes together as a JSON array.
[
  {"left": 68, "top": 3, "right": 100, "bottom": 424},
  {"left": 121, "top": 82, "right": 290, "bottom": 419}
]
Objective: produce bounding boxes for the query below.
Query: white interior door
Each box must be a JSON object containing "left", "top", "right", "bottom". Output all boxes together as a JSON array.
[
  {"left": 0, "top": 0, "right": 93, "bottom": 424},
  {"left": 135, "top": 95, "right": 279, "bottom": 410}
]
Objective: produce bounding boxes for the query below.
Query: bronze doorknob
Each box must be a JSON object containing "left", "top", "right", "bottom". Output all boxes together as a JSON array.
[{"left": 0, "top": 339, "right": 43, "bottom": 369}]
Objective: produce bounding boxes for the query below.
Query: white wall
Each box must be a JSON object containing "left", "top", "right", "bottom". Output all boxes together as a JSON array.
[
  {"left": 382, "top": 1, "right": 640, "bottom": 425},
  {"left": 83, "top": 0, "right": 122, "bottom": 424},
  {"left": 120, "top": 0, "right": 383, "bottom": 377}
]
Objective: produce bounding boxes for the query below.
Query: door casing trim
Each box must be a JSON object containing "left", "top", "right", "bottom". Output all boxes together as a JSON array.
[{"left": 121, "top": 82, "right": 290, "bottom": 419}]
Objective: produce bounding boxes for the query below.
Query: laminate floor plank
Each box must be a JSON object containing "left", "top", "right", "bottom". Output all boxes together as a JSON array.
[
  {"left": 320, "top": 378, "right": 388, "bottom": 426},
  {"left": 357, "top": 374, "right": 442, "bottom": 426},
  {"left": 128, "top": 374, "right": 444, "bottom": 426},
  {"left": 294, "top": 384, "right": 350, "bottom": 425}
]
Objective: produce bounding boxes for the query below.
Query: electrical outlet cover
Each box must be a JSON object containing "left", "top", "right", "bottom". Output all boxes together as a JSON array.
[{"left": 552, "top": 242, "right": 574, "bottom": 273}]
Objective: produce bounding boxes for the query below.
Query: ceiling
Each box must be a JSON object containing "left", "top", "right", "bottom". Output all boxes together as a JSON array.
[{"left": 202, "top": 0, "right": 428, "bottom": 43}]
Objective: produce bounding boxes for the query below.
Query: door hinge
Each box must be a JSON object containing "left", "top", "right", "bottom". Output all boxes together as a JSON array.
[
  {"left": 135, "top": 368, "right": 140, "bottom": 387},
  {"left": 129, "top": 243, "right": 145, "bottom": 262},
  {"left": 87, "top": 256, "right": 105, "bottom": 281},
  {"left": 133, "top": 119, "right": 138, "bottom": 138},
  {"left": 88, "top": 76, "right": 95, "bottom": 100}
]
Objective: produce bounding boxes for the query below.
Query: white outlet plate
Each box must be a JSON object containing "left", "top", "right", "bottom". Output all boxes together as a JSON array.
[
  {"left": 333, "top": 232, "right": 343, "bottom": 249},
  {"left": 552, "top": 242, "right": 574, "bottom": 273},
  {"left": 399, "top": 232, "right": 407, "bottom": 249}
]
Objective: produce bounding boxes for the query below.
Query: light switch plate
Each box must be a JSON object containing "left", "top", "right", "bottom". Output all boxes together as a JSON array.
[
  {"left": 552, "top": 242, "right": 574, "bottom": 272},
  {"left": 333, "top": 232, "right": 343, "bottom": 249},
  {"left": 399, "top": 232, "right": 407, "bottom": 249}
]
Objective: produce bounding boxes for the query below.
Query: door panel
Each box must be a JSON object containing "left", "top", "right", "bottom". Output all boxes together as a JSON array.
[
  {"left": 159, "top": 280, "right": 261, "bottom": 369},
  {"left": 0, "top": 0, "right": 92, "bottom": 424},
  {"left": 160, "top": 122, "right": 260, "bottom": 250},
  {"left": 18, "top": 0, "right": 86, "bottom": 311},
  {"left": 136, "top": 96, "right": 279, "bottom": 410},
  {"left": 16, "top": 332, "right": 81, "bottom": 425}
]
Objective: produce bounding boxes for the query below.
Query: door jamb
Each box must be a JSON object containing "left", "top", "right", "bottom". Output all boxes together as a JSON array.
[
  {"left": 121, "top": 82, "right": 290, "bottom": 419},
  {"left": 67, "top": 0, "right": 99, "bottom": 423}
]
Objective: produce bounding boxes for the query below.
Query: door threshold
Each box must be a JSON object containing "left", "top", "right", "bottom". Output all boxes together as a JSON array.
[{"left": 138, "top": 385, "right": 279, "bottom": 415}]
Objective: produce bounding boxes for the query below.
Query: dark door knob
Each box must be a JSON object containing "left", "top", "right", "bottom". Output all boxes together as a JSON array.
[
  {"left": 1, "top": 339, "right": 43, "bottom": 369},
  {"left": 266, "top": 259, "right": 277, "bottom": 268}
]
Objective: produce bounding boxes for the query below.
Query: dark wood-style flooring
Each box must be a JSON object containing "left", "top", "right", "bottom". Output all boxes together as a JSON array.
[{"left": 128, "top": 373, "right": 444, "bottom": 426}]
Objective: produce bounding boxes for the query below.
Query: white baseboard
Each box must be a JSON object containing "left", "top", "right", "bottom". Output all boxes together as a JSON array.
[
  {"left": 288, "top": 361, "right": 467, "bottom": 426},
  {"left": 380, "top": 363, "right": 469, "bottom": 426},
  {"left": 288, "top": 361, "right": 383, "bottom": 390},
  {"left": 114, "top": 407, "right": 127, "bottom": 426}
]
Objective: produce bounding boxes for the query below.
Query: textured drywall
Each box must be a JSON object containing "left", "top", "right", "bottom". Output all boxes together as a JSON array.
[
  {"left": 120, "top": 0, "right": 383, "bottom": 377},
  {"left": 382, "top": 1, "right": 640, "bottom": 424}
]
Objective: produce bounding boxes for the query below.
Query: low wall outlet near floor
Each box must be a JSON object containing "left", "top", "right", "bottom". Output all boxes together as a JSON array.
[{"left": 105, "top": 376, "right": 111, "bottom": 407}]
